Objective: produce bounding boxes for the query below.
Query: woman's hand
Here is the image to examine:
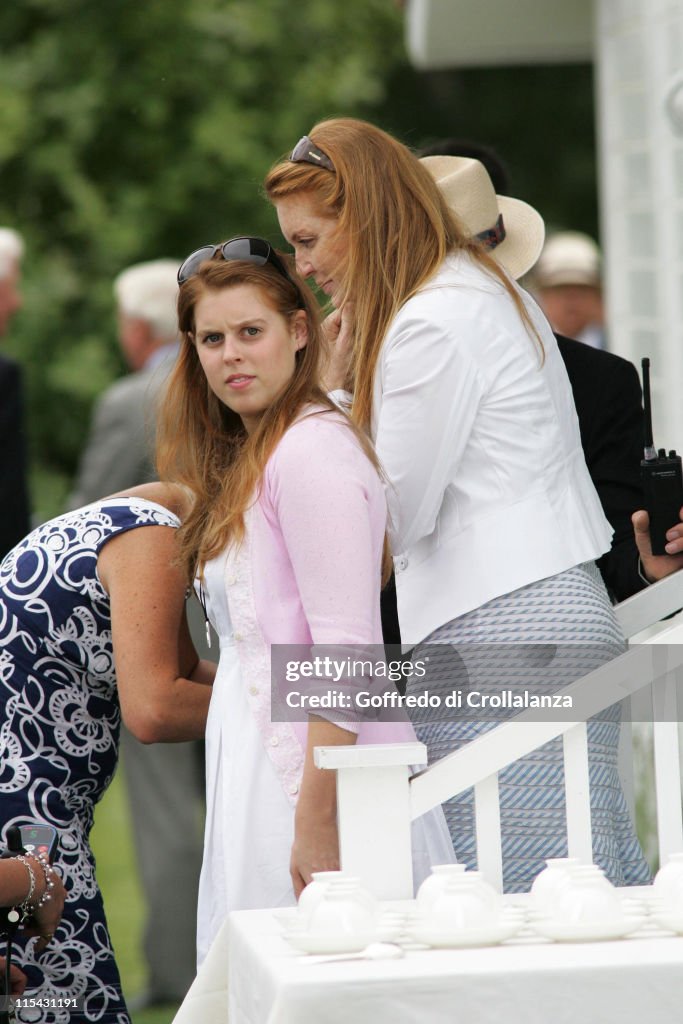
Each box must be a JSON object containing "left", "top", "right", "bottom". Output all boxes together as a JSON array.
[
  {"left": 0, "top": 957, "right": 27, "bottom": 996},
  {"left": 289, "top": 715, "right": 356, "bottom": 898},
  {"left": 21, "top": 861, "right": 67, "bottom": 954},
  {"left": 290, "top": 812, "right": 340, "bottom": 899},
  {"left": 321, "top": 304, "right": 354, "bottom": 393}
]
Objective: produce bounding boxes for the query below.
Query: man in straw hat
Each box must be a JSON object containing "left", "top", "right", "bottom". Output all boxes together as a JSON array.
[
  {"left": 532, "top": 230, "right": 606, "bottom": 351},
  {"left": 418, "top": 154, "right": 683, "bottom": 604}
]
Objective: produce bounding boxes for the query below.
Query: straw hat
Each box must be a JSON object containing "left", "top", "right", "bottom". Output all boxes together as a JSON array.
[
  {"left": 533, "top": 231, "right": 602, "bottom": 289},
  {"left": 420, "top": 155, "right": 545, "bottom": 281}
]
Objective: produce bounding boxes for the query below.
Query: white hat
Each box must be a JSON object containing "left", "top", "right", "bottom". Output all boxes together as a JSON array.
[
  {"left": 0, "top": 227, "right": 24, "bottom": 280},
  {"left": 533, "top": 231, "right": 602, "bottom": 288},
  {"left": 420, "top": 155, "right": 545, "bottom": 281},
  {"left": 114, "top": 259, "right": 180, "bottom": 343}
]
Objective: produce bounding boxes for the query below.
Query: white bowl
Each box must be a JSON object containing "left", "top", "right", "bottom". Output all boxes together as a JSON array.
[
  {"left": 530, "top": 858, "right": 579, "bottom": 916},
  {"left": 416, "top": 864, "right": 468, "bottom": 913},
  {"left": 552, "top": 866, "right": 623, "bottom": 926},
  {"left": 305, "top": 888, "right": 377, "bottom": 945},
  {"left": 297, "top": 873, "right": 376, "bottom": 925},
  {"left": 653, "top": 853, "right": 683, "bottom": 914},
  {"left": 297, "top": 872, "right": 348, "bottom": 922},
  {"left": 422, "top": 876, "right": 500, "bottom": 931}
]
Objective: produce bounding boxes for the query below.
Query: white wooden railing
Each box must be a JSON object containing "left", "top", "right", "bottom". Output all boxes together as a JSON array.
[{"left": 315, "top": 570, "right": 683, "bottom": 899}]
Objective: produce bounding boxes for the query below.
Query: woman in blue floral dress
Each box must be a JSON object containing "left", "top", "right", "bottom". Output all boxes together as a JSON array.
[{"left": 0, "top": 484, "right": 213, "bottom": 1024}]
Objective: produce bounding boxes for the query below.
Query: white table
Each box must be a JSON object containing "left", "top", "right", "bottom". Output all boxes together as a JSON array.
[{"left": 173, "top": 898, "right": 683, "bottom": 1024}]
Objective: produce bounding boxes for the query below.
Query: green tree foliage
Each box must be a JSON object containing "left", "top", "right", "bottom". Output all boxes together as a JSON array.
[
  {"left": 375, "top": 62, "right": 598, "bottom": 238},
  {"left": 1, "top": 2, "right": 597, "bottom": 521},
  {"left": 0, "top": 0, "right": 405, "bottom": 518}
]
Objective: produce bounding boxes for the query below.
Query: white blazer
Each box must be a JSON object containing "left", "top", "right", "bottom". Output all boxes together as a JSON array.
[{"left": 371, "top": 252, "right": 613, "bottom": 645}]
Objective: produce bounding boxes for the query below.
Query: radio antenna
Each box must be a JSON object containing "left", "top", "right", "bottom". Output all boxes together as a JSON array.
[{"left": 641, "top": 357, "right": 657, "bottom": 461}]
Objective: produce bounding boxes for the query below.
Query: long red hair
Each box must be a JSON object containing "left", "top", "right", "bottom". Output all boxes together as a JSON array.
[
  {"left": 264, "top": 117, "right": 542, "bottom": 433},
  {"left": 156, "top": 254, "right": 386, "bottom": 580}
]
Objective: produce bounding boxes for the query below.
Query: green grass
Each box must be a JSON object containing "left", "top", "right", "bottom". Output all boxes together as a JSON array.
[{"left": 91, "top": 770, "right": 181, "bottom": 1024}]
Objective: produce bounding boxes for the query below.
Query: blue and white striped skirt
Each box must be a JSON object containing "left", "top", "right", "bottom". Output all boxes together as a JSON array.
[{"left": 408, "top": 562, "right": 651, "bottom": 892}]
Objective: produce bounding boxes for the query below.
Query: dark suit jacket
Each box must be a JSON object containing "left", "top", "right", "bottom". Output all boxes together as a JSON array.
[
  {"left": 556, "top": 335, "right": 645, "bottom": 604},
  {"left": 0, "top": 354, "right": 31, "bottom": 559},
  {"left": 381, "top": 334, "right": 646, "bottom": 646}
]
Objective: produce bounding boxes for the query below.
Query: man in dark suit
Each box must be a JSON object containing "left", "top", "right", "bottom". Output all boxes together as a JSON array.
[
  {"left": 0, "top": 227, "right": 30, "bottom": 560},
  {"left": 555, "top": 334, "right": 646, "bottom": 603}
]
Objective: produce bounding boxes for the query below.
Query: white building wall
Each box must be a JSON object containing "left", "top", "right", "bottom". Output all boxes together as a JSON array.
[
  {"left": 406, "top": 0, "right": 592, "bottom": 68},
  {"left": 597, "top": 0, "right": 683, "bottom": 449}
]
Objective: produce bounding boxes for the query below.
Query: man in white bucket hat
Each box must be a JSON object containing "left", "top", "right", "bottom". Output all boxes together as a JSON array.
[
  {"left": 418, "top": 154, "right": 683, "bottom": 603},
  {"left": 532, "top": 230, "right": 606, "bottom": 350}
]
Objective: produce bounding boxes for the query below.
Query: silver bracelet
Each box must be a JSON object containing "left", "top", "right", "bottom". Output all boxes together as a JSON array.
[
  {"left": 32, "top": 851, "right": 57, "bottom": 910},
  {"left": 15, "top": 855, "right": 37, "bottom": 921}
]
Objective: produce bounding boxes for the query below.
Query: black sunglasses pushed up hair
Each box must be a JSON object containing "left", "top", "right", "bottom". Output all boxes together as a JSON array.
[
  {"left": 177, "top": 236, "right": 304, "bottom": 307},
  {"left": 290, "top": 135, "right": 335, "bottom": 173}
]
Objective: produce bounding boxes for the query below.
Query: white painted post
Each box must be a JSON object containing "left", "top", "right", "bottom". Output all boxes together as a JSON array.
[
  {"left": 563, "top": 722, "right": 594, "bottom": 863},
  {"left": 647, "top": 620, "right": 683, "bottom": 862},
  {"left": 314, "top": 742, "right": 426, "bottom": 899},
  {"left": 474, "top": 775, "right": 503, "bottom": 891},
  {"left": 596, "top": 0, "right": 683, "bottom": 452},
  {"left": 651, "top": 672, "right": 683, "bottom": 862}
]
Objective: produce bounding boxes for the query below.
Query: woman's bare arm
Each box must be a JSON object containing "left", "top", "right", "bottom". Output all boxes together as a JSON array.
[
  {"left": 99, "top": 524, "right": 214, "bottom": 743},
  {"left": 290, "top": 716, "right": 356, "bottom": 897},
  {"left": 107, "top": 480, "right": 194, "bottom": 520}
]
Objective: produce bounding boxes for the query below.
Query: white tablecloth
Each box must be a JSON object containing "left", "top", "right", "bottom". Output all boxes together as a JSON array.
[{"left": 173, "top": 897, "right": 683, "bottom": 1024}]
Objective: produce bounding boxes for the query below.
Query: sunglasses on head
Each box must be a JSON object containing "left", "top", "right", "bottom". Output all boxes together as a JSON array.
[
  {"left": 177, "top": 236, "right": 303, "bottom": 306},
  {"left": 290, "top": 135, "right": 335, "bottom": 173}
]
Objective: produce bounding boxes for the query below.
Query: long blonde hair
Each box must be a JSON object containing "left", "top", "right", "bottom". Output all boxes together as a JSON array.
[
  {"left": 264, "top": 117, "right": 541, "bottom": 432},
  {"left": 156, "top": 255, "right": 383, "bottom": 581}
]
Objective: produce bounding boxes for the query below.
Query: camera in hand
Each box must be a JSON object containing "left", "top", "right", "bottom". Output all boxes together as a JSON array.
[{"left": 640, "top": 357, "right": 683, "bottom": 555}]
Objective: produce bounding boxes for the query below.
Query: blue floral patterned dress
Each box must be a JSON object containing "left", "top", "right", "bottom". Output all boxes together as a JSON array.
[{"left": 0, "top": 498, "right": 179, "bottom": 1024}]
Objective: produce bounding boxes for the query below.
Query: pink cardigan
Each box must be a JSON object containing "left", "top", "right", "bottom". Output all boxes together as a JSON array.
[{"left": 223, "top": 408, "right": 421, "bottom": 804}]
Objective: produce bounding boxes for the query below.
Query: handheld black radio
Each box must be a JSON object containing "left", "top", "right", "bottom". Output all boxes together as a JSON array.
[{"left": 640, "top": 357, "right": 683, "bottom": 555}]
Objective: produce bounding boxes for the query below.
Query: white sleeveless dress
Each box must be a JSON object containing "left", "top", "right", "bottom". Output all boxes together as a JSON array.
[
  {"left": 195, "top": 528, "right": 454, "bottom": 967},
  {"left": 195, "top": 540, "right": 300, "bottom": 966}
]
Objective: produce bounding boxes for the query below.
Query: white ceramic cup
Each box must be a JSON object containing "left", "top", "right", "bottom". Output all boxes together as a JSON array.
[
  {"left": 653, "top": 853, "right": 683, "bottom": 914},
  {"left": 298, "top": 873, "right": 377, "bottom": 927},
  {"left": 552, "top": 865, "right": 623, "bottom": 925},
  {"left": 305, "top": 886, "right": 377, "bottom": 949},
  {"left": 530, "top": 858, "right": 580, "bottom": 915},
  {"left": 423, "top": 875, "right": 500, "bottom": 932},
  {"left": 416, "top": 864, "right": 468, "bottom": 914},
  {"left": 297, "top": 871, "right": 348, "bottom": 922}
]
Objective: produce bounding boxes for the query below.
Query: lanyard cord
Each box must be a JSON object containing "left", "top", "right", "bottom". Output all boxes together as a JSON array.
[{"left": 0, "top": 929, "right": 17, "bottom": 1024}]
